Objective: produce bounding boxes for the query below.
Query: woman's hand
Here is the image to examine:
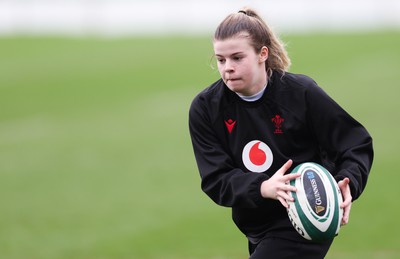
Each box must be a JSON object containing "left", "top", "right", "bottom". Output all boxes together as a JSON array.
[
  {"left": 260, "top": 159, "right": 300, "bottom": 208},
  {"left": 338, "top": 177, "right": 352, "bottom": 225}
]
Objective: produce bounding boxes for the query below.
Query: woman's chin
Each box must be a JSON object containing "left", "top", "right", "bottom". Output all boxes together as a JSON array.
[{"left": 226, "top": 81, "right": 245, "bottom": 93}]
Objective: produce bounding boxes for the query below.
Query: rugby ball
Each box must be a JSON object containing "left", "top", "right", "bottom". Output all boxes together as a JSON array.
[{"left": 287, "top": 162, "right": 343, "bottom": 241}]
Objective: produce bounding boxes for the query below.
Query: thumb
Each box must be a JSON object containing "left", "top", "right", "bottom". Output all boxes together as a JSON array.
[{"left": 339, "top": 177, "right": 350, "bottom": 187}]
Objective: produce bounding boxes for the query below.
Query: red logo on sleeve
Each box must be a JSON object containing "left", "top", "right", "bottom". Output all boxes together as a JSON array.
[{"left": 224, "top": 119, "right": 236, "bottom": 134}]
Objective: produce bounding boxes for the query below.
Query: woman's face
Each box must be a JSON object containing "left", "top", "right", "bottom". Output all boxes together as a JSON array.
[{"left": 213, "top": 35, "right": 268, "bottom": 96}]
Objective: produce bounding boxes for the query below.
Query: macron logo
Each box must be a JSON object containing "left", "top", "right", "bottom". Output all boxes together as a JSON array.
[{"left": 224, "top": 119, "right": 236, "bottom": 134}]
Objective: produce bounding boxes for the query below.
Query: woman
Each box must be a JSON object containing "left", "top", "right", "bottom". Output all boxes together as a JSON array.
[{"left": 188, "top": 7, "right": 373, "bottom": 258}]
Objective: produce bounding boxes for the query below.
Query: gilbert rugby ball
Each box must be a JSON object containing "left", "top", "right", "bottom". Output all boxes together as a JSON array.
[{"left": 287, "top": 162, "right": 343, "bottom": 241}]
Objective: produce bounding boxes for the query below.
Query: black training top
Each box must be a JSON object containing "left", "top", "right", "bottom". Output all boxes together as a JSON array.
[{"left": 188, "top": 71, "right": 373, "bottom": 242}]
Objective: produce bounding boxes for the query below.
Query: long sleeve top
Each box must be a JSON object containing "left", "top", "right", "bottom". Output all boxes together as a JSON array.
[{"left": 189, "top": 71, "right": 373, "bottom": 242}]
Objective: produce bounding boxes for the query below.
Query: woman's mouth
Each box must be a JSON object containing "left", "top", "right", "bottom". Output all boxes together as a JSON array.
[{"left": 227, "top": 78, "right": 240, "bottom": 83}]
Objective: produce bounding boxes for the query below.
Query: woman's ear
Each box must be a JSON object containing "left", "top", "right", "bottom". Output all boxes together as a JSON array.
[{"left": 259, "top": 46, "right": 269, "bottom": 63}]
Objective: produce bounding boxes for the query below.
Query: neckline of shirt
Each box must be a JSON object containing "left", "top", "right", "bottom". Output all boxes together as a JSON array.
[{"left": 236, "top": 82, "right": 268, "bottom": 102}]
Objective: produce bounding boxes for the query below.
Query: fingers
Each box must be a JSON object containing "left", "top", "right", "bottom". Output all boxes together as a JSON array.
[
  {"left": 277, "top": 159, "right": 293, "bottom": 175},
  {"left": 340, "top": 196, "right": 352, "bottom": 208},
  {"left": 341, "top": 198, "right": 352, "bottom": 225},
  {"left": 276, "top": 160, "right": 298, "bottom": 206},
  {"left": 276, "top": 159, "right": 300, "bottom": 182},
  {"left": 341, "top": 203, "right": 351, "bottom": 225},
  {"left": 278, "top": 189, "right": 294, "bottom": 202},
  {"left": 339, "top": 177, "right": 352, "bottom": 208},
  {"left": 260, "top": 177, "right": 297, "bottom": 199},
  {"left": 338, "top": 177, "right": 352, "bottom": 226},
  {"left": 260, "top": 159, "right": 299, "bottom": 206},
  {"left": 284, "top": 172, "right": 301, "bottom": 183},
  {"left": 338, "top": 177, "right": 350, "bottom": 189},
  {"left": 279, "top": 160, "right": 301, "bottom": 182},
  {"left": 280, "top": 181, "right": 297, "bottom": 193},
  {"left": 278, "top": 196, "right": 289, "bottom": 208}
]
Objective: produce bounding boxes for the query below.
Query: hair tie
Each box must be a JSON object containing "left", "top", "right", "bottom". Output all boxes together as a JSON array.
[{"left": 238, "top": 10, "right": 247, "bottom": 15}]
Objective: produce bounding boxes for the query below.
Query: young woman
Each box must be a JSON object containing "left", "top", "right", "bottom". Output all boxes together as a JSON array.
[{"left": 188, "top": 7, "right": 373, "bottom": 258}]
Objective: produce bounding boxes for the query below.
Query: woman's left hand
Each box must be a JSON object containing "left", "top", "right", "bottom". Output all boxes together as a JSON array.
[{"left": 338, "top": 177, "right": 352, "bottom": 226}]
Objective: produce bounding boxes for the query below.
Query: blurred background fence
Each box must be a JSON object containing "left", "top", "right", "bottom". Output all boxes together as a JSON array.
[{"left": 1, "top": 0, "right": 400, "bottom": 36}]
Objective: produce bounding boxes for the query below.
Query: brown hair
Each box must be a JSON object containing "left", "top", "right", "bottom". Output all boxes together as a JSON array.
[{"left": 214, "top": 7, "right": 290, "bottom": 78}]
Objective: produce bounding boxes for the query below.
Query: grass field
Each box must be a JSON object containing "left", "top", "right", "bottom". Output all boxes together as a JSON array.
[{"left": 0, "top": 31, "right": 399, "bottom": 258}]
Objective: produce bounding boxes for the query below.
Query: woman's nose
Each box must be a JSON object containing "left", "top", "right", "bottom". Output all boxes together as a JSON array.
[{"left": 224, "top": 60, "right": 234, "bottom": 72}]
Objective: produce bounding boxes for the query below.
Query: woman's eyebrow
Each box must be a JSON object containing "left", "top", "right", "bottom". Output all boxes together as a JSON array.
[{"left": 215, "top": 52, "right": 244, "bottom": 57}]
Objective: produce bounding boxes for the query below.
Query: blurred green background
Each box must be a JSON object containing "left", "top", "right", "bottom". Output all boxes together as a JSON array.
[{"left": 0, "top": 31, "right": 399, "bottom": 258}]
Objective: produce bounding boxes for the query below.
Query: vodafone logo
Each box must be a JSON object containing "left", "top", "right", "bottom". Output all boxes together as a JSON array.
[{"left": 242, "top": 140, "right": 273, "bottom": 173}]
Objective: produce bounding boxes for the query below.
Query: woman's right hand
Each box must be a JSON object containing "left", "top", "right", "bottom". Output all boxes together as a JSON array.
[{"left": 260, "top": 159, "right": 300, "bottom": 208}]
